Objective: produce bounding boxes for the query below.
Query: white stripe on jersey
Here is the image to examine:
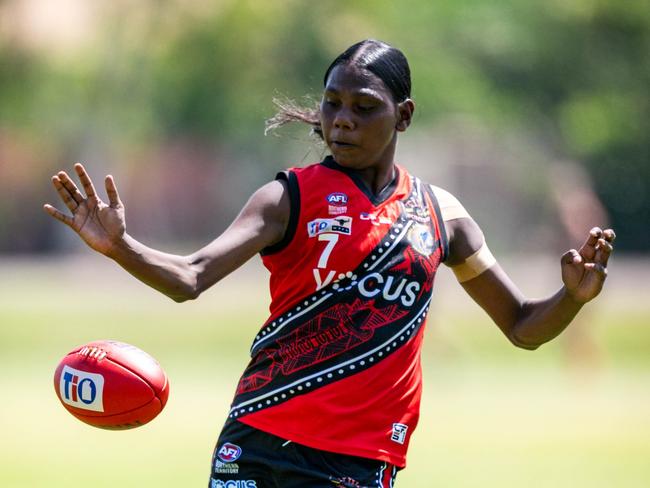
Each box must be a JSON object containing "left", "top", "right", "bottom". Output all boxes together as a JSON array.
[{"left": 229, "top": 295, "right": 432, "bottom": 416}]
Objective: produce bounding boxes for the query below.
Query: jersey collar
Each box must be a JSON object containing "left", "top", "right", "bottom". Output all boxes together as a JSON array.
[{"left": 320, "top": 156, "right": 400, "bottom": 206}]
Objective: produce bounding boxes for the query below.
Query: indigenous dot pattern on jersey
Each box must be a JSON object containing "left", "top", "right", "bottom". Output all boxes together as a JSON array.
[{"left": 225, "top": 157, "right": 448, "bottom": 467}]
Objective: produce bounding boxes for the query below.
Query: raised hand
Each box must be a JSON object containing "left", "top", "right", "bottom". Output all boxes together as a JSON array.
[
  {"left": 44, "top": 163, "right": 126, "bottom": 256},
  {"left": 561, "top": 227, "right": 615, "bottom": 303}
]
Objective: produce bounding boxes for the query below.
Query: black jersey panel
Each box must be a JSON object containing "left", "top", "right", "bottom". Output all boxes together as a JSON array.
[
  {"left": 260, "top": 170, "right": 301, "bottom": 256},
  {"left": 423, "top": 184, "right": 449, "bottom": 263}
]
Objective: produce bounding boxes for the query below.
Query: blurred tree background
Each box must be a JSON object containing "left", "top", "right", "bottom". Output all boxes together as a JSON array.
[
  {"left": 2, "top": 3, "right": 649, "bottom": 487},
  {"left": 0, "top": 0, "right": 648, "bottom": 253}
]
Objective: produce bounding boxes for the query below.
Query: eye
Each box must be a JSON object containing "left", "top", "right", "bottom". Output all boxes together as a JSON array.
[
  {"left": 356, "top": 104, "right": 376, "bottom": 112},
  {"left": 323, "top": 98, "right": 340, "bottom": 108},
  {"left": 356, "top": 97, "right": 381, "bottom": 113}
]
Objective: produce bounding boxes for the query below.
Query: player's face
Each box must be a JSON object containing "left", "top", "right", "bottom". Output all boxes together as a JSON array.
[{"left": 320, "top": 63, "right": 409, "bottom": 171}]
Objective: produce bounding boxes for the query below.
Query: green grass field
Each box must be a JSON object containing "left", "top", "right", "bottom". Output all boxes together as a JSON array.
[{"left": 1, "top": 256, "right": 649, "bottom": 487}]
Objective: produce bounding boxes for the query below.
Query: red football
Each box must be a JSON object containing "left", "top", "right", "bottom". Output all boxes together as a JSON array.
[{"left": 54, "top": 340, "right": 169, "bottom": 430}]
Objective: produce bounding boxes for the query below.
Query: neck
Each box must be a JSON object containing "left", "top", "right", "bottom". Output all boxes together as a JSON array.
[
  {"left": 355, "top": 163, "right": 396, "bottom": 195},
  {"left": 338, "top": 137, "right": 398, "bottom": 196}
]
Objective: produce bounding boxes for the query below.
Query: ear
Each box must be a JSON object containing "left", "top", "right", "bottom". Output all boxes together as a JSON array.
[{"left": 396, "top": 99, "right": 415, "bottom": 132}]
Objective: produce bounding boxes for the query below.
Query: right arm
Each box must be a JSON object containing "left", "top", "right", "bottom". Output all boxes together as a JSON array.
[
  {"left": 434, "top": 185, "right": 614, "bottom": 350},
  {"left": 44, "top": 164, "right": 289, "bottom": 302}
]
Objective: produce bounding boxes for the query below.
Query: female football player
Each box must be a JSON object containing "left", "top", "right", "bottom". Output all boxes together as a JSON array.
[{"left": 44, "top": 39, "right": 615, "bottom": 488}]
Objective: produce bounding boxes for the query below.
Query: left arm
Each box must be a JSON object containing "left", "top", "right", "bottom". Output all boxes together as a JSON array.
[{"left": 443, "top": 204, "right": 615, "bottom": 350}]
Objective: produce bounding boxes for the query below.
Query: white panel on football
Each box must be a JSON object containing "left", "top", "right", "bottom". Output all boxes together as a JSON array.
[{"left": 59, "top": 365, "right": 105, "bottom": 412}]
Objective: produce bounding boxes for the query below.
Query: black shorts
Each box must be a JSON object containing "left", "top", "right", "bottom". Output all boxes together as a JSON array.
[{"left": 209, "top": 419, "right": 399, "bottom": 488}]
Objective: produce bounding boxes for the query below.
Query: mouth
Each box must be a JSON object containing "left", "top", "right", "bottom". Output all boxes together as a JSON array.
[{"left": 331, "top": 140, "right": 357, "bottom": 149}]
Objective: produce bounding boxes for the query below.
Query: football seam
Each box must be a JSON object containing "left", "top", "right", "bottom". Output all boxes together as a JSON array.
[
  {"left": 56, "top": 343, "right": 168, "bottom": 423},
  {"left": 106, "top": 356, "right": 168, "bottom": 406},
  {"left": 70, "top": 395, "right": 162, "bottom": 419}
]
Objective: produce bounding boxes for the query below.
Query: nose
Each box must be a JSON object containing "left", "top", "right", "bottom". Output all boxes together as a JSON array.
[{"left": 333, "top": 108, "right": 355, "bottom": 130}]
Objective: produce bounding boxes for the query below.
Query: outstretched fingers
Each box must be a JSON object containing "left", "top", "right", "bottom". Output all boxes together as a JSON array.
[
  {"left": 43, "top": 203, "right": 74, "bottom": 227},
  {"left": 75, "top": 163, "right": 98, "bottom": 199},
  {"left": 52, "top": 173, "right": 82, "bottom": 211},
  {"left": 57, "top": 170, "right": 84, "bottom": 201},
  {"left": 105, "top": 175, "right": 122, "bottom": 208}
]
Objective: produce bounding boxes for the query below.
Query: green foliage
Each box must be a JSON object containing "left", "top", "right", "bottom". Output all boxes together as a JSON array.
[{"left": 0, "top": 0, "right": 648, "bottom": 250}]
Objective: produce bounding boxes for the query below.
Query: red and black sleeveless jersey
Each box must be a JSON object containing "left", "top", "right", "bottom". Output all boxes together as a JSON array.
[{"left": 228, "top": 156, "right": 448, "bottom": 468}]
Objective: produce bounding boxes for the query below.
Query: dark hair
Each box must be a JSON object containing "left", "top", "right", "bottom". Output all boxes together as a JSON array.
[
  {"left": 323, "top": 39, "right": 411, "bottom": 103},
  {"left": 265, "top": 39, "right": 411, "bottom": 138}
]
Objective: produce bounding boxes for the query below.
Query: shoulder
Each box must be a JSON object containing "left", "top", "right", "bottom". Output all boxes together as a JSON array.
[
  {"left": 249, "top": 178, "right": 290, "bottom": 211},
  {"left": 268, "top": 160, "right": 332, "bottom": 218},
  {"left": 288, "top": 160, "right": 330, "bottom": 177},
  {"left": 241, "top": 179, "right": 291, "bottom": 247},
  {"left": 254, "top": 169, "right": 302, "bottom": 256},
  {"left": 425, "top": 184, "right": 485, "bottom": 266},
  {"left": 429, "top": 185, "right": 471, "bottom": 222}
]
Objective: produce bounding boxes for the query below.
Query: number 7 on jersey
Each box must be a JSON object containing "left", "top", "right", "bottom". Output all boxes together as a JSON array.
[{"left": 313, "top": 233, "right": 339, "bottom": 290}]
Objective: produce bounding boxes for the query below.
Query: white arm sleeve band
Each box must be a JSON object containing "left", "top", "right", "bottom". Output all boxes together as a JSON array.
[
  {"left": 430, "top": 184, "right": 494, "bottom": 280},
  {"left": 450, "top": 243, "right": 497, "bottom": 283},
  {"left": 431, "top": 185, "right": 470, "bottom": 221}
]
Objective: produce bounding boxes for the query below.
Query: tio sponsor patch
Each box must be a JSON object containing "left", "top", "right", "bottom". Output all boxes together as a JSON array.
[
  {"left": 308, "top": 217, "right": 353, "bottom": 237},
  {"left": 211, "top": 479, "right": 257, "bottom": 488},
  {"left": 391, "top": 423, "right": 408, "bottom": 444},
  {"left": 59, "top": 365, "right": 105, "bottom": 412},
  {"left": 326, "top": 192, "right": 348, "bottom": 215}
]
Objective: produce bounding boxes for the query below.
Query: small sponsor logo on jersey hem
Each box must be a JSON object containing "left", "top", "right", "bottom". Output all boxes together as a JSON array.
[
  {"left": 329, "top": 476, "right": 362, "bottom": 487},
  {"left": 211, "top": 479, "right": 257, "bottom": 488},
  {"left": 391, "top": 423, "right": 408, "bottom": 444}
]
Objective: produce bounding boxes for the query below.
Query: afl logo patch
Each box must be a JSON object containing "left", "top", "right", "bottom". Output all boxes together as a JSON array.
[
  {"left": 217, "top": 442, "right": 242, "bottom": 463},
  {"left": 326, "top": 192, "right": 348, "bottom": 215},
  {"left": 326, "top": 192, "right": 348, "bottom": 206}
]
